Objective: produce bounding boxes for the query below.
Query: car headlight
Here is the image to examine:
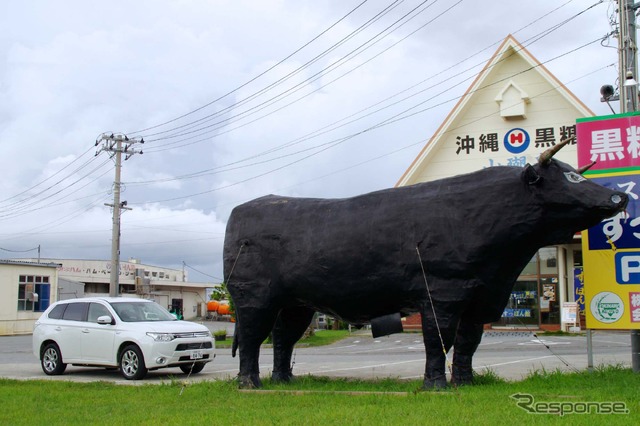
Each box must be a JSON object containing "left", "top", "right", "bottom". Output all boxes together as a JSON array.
[{"left": 146, "top": 332, "right": 176, "bottom": 342}]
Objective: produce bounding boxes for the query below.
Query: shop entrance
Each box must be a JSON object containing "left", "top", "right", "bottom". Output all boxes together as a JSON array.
[{"left": 490, "top": 246, "right": 561, "bottom": 330}]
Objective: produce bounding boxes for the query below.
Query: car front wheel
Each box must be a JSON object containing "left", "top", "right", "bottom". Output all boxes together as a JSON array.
[
  {"left": 179, "top": 362, "right": 206, "bottom": 375},
  {"left": 41, "top": 343, "right": 67, "bottom": 375},
  {"left": 119, "top": 344, "right": 147, "bottom": 380}
]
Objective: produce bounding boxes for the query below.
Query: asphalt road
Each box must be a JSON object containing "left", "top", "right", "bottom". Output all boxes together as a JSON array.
[{"left": 0, "top": 322, "right": 632, "bottom": 385}]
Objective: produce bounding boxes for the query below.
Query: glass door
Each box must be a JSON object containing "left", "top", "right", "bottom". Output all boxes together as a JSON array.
[{"left": 497, "top": 280, "right": 539, "bottom": 327}]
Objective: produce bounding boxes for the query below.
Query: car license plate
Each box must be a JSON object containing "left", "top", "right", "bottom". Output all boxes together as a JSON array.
[{"left": 190, "top": 350, "right": 203, "bottom": 360}]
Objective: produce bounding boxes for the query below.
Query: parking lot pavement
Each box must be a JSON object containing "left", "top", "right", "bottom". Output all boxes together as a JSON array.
[{"left": 1, "top": 328, "right": 632, "bottom": 384}]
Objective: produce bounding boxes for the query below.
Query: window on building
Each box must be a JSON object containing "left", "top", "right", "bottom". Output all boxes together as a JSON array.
[{"left": 17, "top": 275, "right": 51, "bottom": 312}]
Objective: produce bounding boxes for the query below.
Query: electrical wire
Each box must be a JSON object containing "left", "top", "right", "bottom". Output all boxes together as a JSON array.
[
  {"left": 139, "top": 0, "right": 436, "bottom": 143},
  {"left": 128, "top": 38, "right": 607, "bottom": 206},
  {"left": 127, "top": 0, "right": 375, "bottom": 136},
  {"left": 183, "top": 262, "right": 223, "bottom": 281},
  {"left": 135, "top": 0, "right": 598, "bottom": 175},
  {"left": 126, "top": 31, "right": 605, "bottom": 189},
  {"left": 142, "top": 0, "right": 459, "bottom": 154}
]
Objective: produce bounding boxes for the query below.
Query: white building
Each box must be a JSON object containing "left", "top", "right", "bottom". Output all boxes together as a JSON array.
[{"left": 0, "top": 260, "right": 60, "bottom": 335}]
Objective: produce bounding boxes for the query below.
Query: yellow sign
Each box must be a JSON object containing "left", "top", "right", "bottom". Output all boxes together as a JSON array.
[{"left": 581, "top": 170, "right": 640, "bottom": 329}]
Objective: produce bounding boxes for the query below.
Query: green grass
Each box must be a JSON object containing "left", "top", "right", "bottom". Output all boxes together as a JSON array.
[
  {"left": 215, "top": 329, "right": 350, "bottom": 349},
  {"left": 1, "top": 366, "right": 637, "bottom": 425}
]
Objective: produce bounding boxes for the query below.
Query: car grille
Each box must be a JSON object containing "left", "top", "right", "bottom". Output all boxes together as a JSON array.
[
  {"left": 173, "top": 331, "right": 211, "bottom": 339},
  {"left": 176, "top": 342, "right": 213, "bottom": 351}
]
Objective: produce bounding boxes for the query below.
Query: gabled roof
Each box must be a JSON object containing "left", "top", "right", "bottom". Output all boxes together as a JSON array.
[{"left": 396, "top": 34, "right": 594, "bottom": 186}]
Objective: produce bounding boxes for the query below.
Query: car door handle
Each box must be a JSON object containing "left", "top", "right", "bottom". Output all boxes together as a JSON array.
[
  {"left": 82, "top": 329, "right": 90, "bottom": 333},
  {"left": 55, "top": 327, "right": 62, "bottom": 331}
]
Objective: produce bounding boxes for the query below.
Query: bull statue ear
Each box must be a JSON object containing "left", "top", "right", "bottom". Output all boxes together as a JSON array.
[
  {"left": 522, "top": 164, "right": 541, "bottom": 185},
  {"left": 538, "top": 136, "right": 575, "bottom": 165}
]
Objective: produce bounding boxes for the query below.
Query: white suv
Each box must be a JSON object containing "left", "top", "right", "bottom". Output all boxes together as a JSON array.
[{"left": 32, "top": 297, "right": 215, "bottom": 380}]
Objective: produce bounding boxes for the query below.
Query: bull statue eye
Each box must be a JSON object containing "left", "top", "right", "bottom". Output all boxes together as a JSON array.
[{"left": 564, "top": 171, "right": 586, "bottom": 183}]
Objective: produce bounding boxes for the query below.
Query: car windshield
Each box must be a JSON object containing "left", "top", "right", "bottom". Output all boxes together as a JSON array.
[{"left": 110, "top": 301, "right": 176, "bottom": 322}]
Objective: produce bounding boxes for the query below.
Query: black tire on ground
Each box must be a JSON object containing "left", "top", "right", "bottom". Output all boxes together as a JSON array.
[
  {"left": 41, "top": 342, "right": 67, "bottom": 375},
  {"left": 119, "top": 344, "right": 147, "bottom": 380},
  {"left": 179, "top": 362, "right": 206, "bottom": 375}
]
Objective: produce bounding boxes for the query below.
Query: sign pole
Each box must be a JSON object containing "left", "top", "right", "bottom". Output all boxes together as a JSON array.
[{"left": 619, "top": 0, "right": 640, "bottom": 373}]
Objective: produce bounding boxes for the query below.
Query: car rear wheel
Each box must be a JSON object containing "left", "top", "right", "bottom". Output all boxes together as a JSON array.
[
  {"left": 119, "top": 344, "right": 147, "bottom": 380},
  {"left": 179, "top": 362, "right": 206, "bottom": 375},
  {"left": 41, "top": 343, "right": 67, "bottom": 375}
]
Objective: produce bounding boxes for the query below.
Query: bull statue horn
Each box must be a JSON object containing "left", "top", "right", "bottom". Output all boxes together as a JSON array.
[
  {"left": 538, "top": 136, "right": 576, "bottom": 165},
  {"left": 577, "top": 160, "right": 597, "bottom": 175}
]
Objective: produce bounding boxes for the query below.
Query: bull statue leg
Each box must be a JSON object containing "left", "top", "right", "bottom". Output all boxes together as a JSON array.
[
  {"left": 233, "top": 303, "right": 280, "bottom": 388},
  {"left": 271, "top": 306, "right": 316, "bottom": 382},
  {"left": 451, "top": 317, "right": 484, "bottom": 386},
  {"left": 420, "top": 309, "right": 458, "bottom": 390}
]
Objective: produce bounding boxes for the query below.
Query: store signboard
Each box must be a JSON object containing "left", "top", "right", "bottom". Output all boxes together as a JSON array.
[
  {"left": 577, "top": 113, "right": 640, "bottom": 329},
  {"left": 562, "top": 302, "right": 578, "bottom": 325}
]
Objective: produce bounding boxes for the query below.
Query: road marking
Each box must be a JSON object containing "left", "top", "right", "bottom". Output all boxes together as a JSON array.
[
  {"left": 346, "top": 344, "right": 424, "bottom": 354},
  {"left": 329, "top": 344, "right": 358, "bottom": 350},
  {"left": 475, "top": 355, "right": 556, "bottom": 369},
  {"left": 592, "top": 339, "right": 631, "bottom": 346},
  {"left": 517, "top": 339, "right": 570, "bottom": 346},
  {"left": 478, "top": 341, "right": 503, "bottom": 346},
  {"left": 306, "top": 358, "right": 424, "bottom": 375},
  {"left": 399, "top": 355, "right": 558, "bottom": 379}
]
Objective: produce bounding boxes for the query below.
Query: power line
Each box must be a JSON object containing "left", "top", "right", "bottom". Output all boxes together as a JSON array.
[
  {"left": 0, "top": 246, "right": 40, "bottom": 253},
  {"left": 124, "top": 7, "right": 600, "bottom": 189},
  {"left": 137, "top": 0, "right": 596, "bottom": 170},
  {"left": 140, "top": 0, "right": 441, "bottom": 144},
  {"left": 183, "top": 261, "right": 223, "bottom": 282},
  {"left": 127, "top": 0, "right": 373, "bottom": 136},
  {"left": 127, "top": 38, "right": 605, "bottom": 206},
  {"left": 142, "top": 0, "right": 457, "bottom": 154}
]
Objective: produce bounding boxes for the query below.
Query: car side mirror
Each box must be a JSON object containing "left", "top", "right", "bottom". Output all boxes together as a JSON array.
[{"left": 97, "top": 315, "right": 114, "bottom": 325}]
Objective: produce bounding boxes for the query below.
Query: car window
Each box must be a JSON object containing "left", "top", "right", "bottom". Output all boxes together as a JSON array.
[
  {"left": 48, "top": 303, "right": 67, "bottom": 319},
  {"left": 110, "top": 301, "right": 175, "bottom": 322},
  {"left": 87, "top": 303, "right": 112, "bottom": 323},
  {"left": 62, "top": 302, "right": 88, "bottom": 321}
]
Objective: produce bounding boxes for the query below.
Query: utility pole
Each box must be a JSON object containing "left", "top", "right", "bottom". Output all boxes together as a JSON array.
[
  {"left": 618, "top": 0, "right": 640, "bottom": 373},
  {"left": 96, "top": 133, "right": 143, "bottom": 297},
  {"left": 620, "top": 0, "right": 638, "bottom": 112}
]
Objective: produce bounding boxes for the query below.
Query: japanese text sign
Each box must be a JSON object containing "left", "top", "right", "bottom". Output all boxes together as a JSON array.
[{"left": 578, "top": 113, "right": 640, "bottom": 329}]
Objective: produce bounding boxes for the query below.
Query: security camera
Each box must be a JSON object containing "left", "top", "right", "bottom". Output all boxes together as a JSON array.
[{"left": 600, "top": 84, "right": 615, "bottom": 100}]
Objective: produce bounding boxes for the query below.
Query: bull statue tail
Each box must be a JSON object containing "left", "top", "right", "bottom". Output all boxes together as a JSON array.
[{"left": 232, "top": 332, "right": 238, "bottom": 357}]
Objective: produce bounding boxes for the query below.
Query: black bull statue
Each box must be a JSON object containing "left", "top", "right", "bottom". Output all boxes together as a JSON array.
[{"left": 223, "top": 138, "right": 627, "bottom": 389}]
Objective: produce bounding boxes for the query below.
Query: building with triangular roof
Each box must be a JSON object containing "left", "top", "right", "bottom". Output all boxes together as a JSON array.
[{"left": 397, "top": 35, "right": 592, "bottom": 331}]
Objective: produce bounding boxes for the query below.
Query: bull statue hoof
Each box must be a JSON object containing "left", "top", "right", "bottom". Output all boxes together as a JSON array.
[
  {"left": 451, "top": 371, "right": 474, "bottom": 386},
  {"left": 271, "top": 370, "right": 294, "bottom": 383},
  {"left": 423, "top": 375, "right": 447, "bottom": 390},
  {"left": 238, "top": 374, "right": 262, "bottom": 389}
]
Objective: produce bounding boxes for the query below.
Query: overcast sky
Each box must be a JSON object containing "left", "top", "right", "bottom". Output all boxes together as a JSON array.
[{"left": 0, "top": 0, "right": 625, "bottom": 283}]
